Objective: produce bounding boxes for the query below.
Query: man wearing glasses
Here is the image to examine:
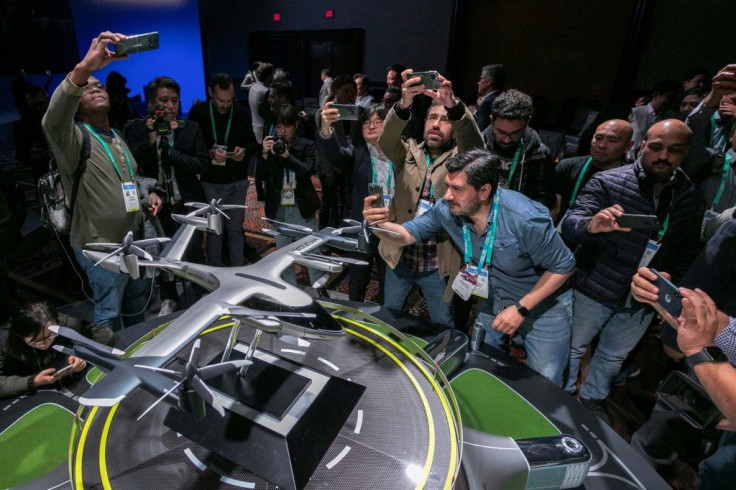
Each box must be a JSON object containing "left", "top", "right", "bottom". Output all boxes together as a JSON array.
[
  {"left": 42, "top": 31, "right": 162, "bottom": 330},
  {"left": 482, "top": 89, "right": 557, "bottom": 217}
]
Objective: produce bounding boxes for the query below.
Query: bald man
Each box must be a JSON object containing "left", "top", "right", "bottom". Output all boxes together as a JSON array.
[
  {"left": 554, "top": 119, "right": 634, "bottom": 225},
  {"left": 560, "top": 119, "right": 705, "bottom": 418}
]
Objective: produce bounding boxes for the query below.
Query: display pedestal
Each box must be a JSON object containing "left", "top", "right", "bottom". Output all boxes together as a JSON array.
[{"left": 164, "top": 348, "right": 364, "bottom": 490}]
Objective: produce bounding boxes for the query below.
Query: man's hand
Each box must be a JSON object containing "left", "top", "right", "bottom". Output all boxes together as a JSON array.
[
  {"left": 230, "top": 146, "right": 246, "bottom": 162},
  {"left": 147, "top": 192, "right": 162, "bottom": 216},
  {"left": 210, "top": 146, "right": 227, "bottom": 164},
  {"left": 32, "top": 368, "right": 57, "bottom": 388},
  {"left": 69, "top": 356, "right": 87, "bottom": 373},
  {"left": 676, "top": 288, "right": 720, "bottom": 357},
  {"left": 71, "top": 32, "right": 127, "bottom": 85},
  {"left": 631, "top": 267, "right": 671, "bottom": 304},
  {"left": 320, "top": 101, "right": 339, "bottom": 136},
  {"left": 423, "top": 73, "right": 458, "bottom": 108},
  {"left": 399, "top": 69, "right": 425, "bottom": 110},
  {"left": 586, "top": 204, "right": 631, "bottom": 234},
  {"left": 363, "top": 195, "right": 388, "bottom": 225},
  {"left": 705, "top": 64, "right": 736, "bottom": 108},
  {"left": 492, "top": 305, "right": 525, "bottom": 336}
]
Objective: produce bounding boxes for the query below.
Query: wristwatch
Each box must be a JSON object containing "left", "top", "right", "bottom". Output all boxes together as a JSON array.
[
  {"left": 685, "top": 346, "right": 728, "bottom": 368},
  {"left": 515, "top": 302, "right": 530, "bottom": 317}
]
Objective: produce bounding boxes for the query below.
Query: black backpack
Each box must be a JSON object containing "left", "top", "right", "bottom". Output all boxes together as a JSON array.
[{"left": 38, "top": 122, "right": 90, "bottom": 234}]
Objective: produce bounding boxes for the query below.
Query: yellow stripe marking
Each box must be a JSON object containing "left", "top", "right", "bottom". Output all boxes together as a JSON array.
[
  {"left": 74, "top": 406, "right": 98, "bottom": 489},
  {"left": 99, "top": 403, "right": 120, "bottom": 489}
]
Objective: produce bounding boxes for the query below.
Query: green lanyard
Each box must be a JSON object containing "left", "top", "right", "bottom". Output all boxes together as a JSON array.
[
  {"left": 462, "top": 191, "right": 500, "bottom": 268},
  {"left": 83, "top": 123, "right": 134, "bottom": 181},
  {"left": 209, "top": 101, "right": 233, "bottom": 146},
  {"left": 710, "top": 153, "right": 731, "bottom": 211},
  {"left": 656, "top": 192, "right": 676, "bottom": 243},
  {"left": 424, "top": 155, "right": 437, "bottom": 199},
  {"left": 568, "top": 157, "right": 592, "bottom": 207},
  {"left": 507, "top": 137, "right": 524, "bottom": 184},
  {"left": 370, "top": 155, "right": 393, "bottom": 190}
]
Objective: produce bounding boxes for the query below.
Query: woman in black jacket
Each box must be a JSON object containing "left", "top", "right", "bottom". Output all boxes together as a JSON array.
[{"left": 317, "top": 103, "right": 392, "bottom": 302}]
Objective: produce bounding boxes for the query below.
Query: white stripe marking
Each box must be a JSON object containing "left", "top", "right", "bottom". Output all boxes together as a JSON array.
[
  {"left": 354, "top": 410, "right": 363, "bottom": 434},
  {"left": 318, "top": 357, "right": 340, "bottom": 371},
  {"left": 297, "top": 338, "right": 310, "bottom": 347},
  {"left": 220, "top": 476, "right": 256, "bottom": 488},
  {"left": 280, "top": 349, "right": 306, "bottom": 355},
  {"left": 326, "top": 445, "right": 351, "bottom": 469},
  {"left": 184, "top": 448, "right": 207, "bottom": 471}
]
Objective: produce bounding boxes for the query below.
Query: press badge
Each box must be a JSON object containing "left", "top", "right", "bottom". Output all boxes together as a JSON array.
[
  {"left": 415, "top": 199, "right": 432, "bottom": 217},
  {"left": 281, "top": 186, "right": 295, "bottom": 206},
  {"left": 701, "top": 210, "right": 718, "bottom": 241},
  {"left": 452, "top": 267, "right": 476, "bottom": 301},
  {"left": 467, "top": 265, "right": 489, "bottom": 298},
  {"left": 637, "top": 239, "right": 660, "bottom": 268},
  {"left": 383, "top": 193, "right": 392, "bottom": 211},
  {"left": 121, "top": 181, "right": 140, "bottom": 213}
]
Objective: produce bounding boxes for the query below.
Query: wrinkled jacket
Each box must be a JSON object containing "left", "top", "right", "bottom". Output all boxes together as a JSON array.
[
  {"left": 377, "top": 101, "right": 484, "bottom": 300},
  {"left": 483, "top": 125, "right": 556, "bottom": 210},
  {"left": 562, "top": 160, "right": 704, "bottom": 307}
]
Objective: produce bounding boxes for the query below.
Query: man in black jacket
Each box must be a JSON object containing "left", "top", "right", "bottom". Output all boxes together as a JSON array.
[{"left": 561, "top": 119, "right": 704, "bottom": 415}]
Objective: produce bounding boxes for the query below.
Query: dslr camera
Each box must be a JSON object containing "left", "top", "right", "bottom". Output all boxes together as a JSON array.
[
  {"left": 150, "top": 105, "right": 172, "bottom": 136},
  {"left": 272, "top": 135, "right": 287, "bottom": 155}
]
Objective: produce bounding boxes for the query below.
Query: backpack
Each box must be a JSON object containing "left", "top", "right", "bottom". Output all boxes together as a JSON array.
[{"left": 38, "top": 123, "right": 90, "bottom": 234}]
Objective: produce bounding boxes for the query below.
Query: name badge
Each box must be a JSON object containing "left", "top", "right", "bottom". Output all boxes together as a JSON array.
[
  {"left": 467, "top": 265, "right": 489, "bottom": 298},
  {"left": 383, "top": 193, "right": 392, "bottom": 211},
  {"left": 281, "top": 186, "right": 295, "bottom": 206},
  {"left": 637, "top": 239, "right": 660, "bottom": 268},
  {"left": 556, "top": 209, "right": 571, "bottom": 235},
  {"left": 121, "top": 181, "right": 140, "bottom": 213},
  {"left": 701, "top": 210, "right": 718, "bottom": 241},
  {"left": 415, "top": 199, "right": 432, "bottom": 217},
  {"left": 452, "top": 266, "right": 477, "bottom": 301}
]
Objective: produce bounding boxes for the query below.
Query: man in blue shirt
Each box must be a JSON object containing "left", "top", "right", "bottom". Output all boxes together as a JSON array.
[{"left": 364, "top": 149, "right": 575, "bottom": 386}]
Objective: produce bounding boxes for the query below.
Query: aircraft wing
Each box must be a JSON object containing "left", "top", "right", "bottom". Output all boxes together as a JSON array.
[{"left": 78, "top": 366, "right": 143, "bottom": 407}]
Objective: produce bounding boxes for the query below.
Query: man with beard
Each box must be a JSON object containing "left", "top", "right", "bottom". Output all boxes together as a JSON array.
[
  {"left": 372, "top": 69, "right": 484, "bottom": 329},
  {"left": 561, "top": 119, "right": 703, "bottom": 418},
  {"left": 363, "top": 149, "right": 575, "bottom": 386}
]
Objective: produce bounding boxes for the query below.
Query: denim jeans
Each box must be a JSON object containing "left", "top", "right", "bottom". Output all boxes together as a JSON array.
[
  {"left": 74, "top": 248, "right": 151, "bottom": 331},
  {"left": 383, "top": 260, "right": 454, "bottom": 329},
  {"left": 201, "top": 180, "right": 247, "bottom": 267},
  {"left": 476, "top": 289, "right": 573, "bottom": 387},
  {"left": 273, "top": 204, "right": 319, "bottom": 286},
  {"left": 565, "top": 289, "right": 654, "bottom": 400},
  {"left": 699, "top": 430, "right": 736, "bottom": 489}
]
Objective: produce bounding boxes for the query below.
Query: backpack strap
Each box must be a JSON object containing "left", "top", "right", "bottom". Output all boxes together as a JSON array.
[{"left": 68, "top": 122, "right": 91, "bottom": 217}]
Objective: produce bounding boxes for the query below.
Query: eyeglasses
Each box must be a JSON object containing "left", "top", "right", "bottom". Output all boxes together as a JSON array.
[
  {"left": 26, "top": 330, "right": 57, "bottom": 348},
  {"left": 492, "top": 126, "right": 525, "bottom": 139},
  {"left": 84, "top": 82, "right": 106, "bottom": 93},
  {"left": 362, "top": 119, "right": 384, "bottom": 128}
]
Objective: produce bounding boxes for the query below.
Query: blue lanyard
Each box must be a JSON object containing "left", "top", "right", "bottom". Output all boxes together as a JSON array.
[
  {"left": 82, "top": 123, "right": 133, "bottom": 181},
  {"left": 424, "top": 155, "right": 436, "bottom": 199},
  {"left": 462, "top": 191, "right": 500, "bottom": 268}
]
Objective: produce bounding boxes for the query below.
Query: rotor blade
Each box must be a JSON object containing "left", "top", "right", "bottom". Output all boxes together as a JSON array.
[
  {"left": 369, "top": 226, "right": 402, "bottom": 237},
  {"left": 219, "top": 205, "right": 246, "bottom": 210},
  {"left": 93, "top": 246, "right": 125, "bottom": 267},
  {"left": 136, "top": 379, "right": 184, "bottom": 421},
  {"left": 312, "top": 272, "right": 330, "bottom": 289},
  {"left": 333, "top": 226, "right": 361, "bottom": 235},
  {"left": 133, "top": 237, "right": 170, "bottom": 248},
  {"left": 197, "top": 360, "right": 252, "bottom": 380},
  {"left": 184, "top": 202, "right": 207, "bottom": 209},
  {"left": 51, "top": 344, "right": 76, "bottom": 357},
  {"left": 129, "top": 244, "right": 153, "bottom": 261},
  {"left": 262, "top": 217, "right": 313, "bottom": 232},
  {"left": 191, "top": 376, "right": 223, "bottom": 416},
  {"left": 191, "top": 206, "right": 210, "bottom": 217},
  {"left": 85, "top": 242, "right": 124, "bottom": 250},
  {"left": 188, "top": 339, "right": 201, "bottom": 367},
  {"left": 214, "top": 207, "right": 231, "bottom": 220},
  {"left": 133, "top": 365, "right": 181, "bottom": 376},
  {"left": 48, "top": 325, "right": 125, "bottom": 356},
  {"left": 342, "top": 219, "right": 361, "bottom": 227}
]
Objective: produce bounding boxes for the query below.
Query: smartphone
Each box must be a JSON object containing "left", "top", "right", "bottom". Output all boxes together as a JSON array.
[
  {"left": 651, "top": 268, "right": 683, "bottom": 318},
  {"left": 332, "top": 103, "right": 359, "bottom": 121},
  {"left": 615, "top": 214, "right": 661, "bottom": 230},
  {"left": 53, "top": 364, "right": 74, "bottom": 379},
  {"left": 114, "top": 32, "right": 160, "bottom": 56},
  {"left": 368, "top": 183, "right": 384, "bottom": 208},
  {"left": 410, "top": 71, "right": 441, "bottom": 90}
]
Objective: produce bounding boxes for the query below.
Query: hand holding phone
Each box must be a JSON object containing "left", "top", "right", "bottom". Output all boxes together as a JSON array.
[
  {"left": 331, "top": 104, "right": 359, "bottom": 121},
  {"left": 53, "top": 364, "right": 75, "bottom": 379},
  {"left": 410, "top": 71, "right": 441, "bottom": 90},
  {"left": 368, "top": 183, "right": 385, "bottom": 208},
  {"left": 616, "top": 214, "right": 661, "bottom": 230},
  {"left": 651, "top": 268, "right": 683, "bottom": 318},
  {"left": 114, "top": 32, "right": 159, "bottom": 56}
]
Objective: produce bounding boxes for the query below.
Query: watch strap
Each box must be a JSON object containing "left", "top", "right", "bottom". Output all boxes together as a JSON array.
[
  {"left": 515, "top": 302, "right": 530, "bottom": 317},
  {"left": 686, "top": 346, "right": 728, "bottom": 368}
]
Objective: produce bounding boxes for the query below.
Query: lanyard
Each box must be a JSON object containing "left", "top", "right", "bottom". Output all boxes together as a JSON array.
[
  {"left": 710, "top": 153, "right": 731, "bottom": 210},
  {"left": 209, "top": 101, "right": 233, "bottom": 146},
  {"left": 462, "top": 191, "right": 500, "bottom": 268},
  {"left": 506, "top": 137, "right": 524, "bottom": 184},
  {"left": 569, "top": 157, "right": 592, "bottom": 207},
  {"left": 83, "top": 123, "right": 133, "bottom": 181},
  {"left": 656, "top": 192, "right": 676, "bottom": 243},
  {"left": 370, "top": 155, "right": 393, "bottom": 190},
  {"left": 424, "top": 155, "right": 436, "bottom": 199}
]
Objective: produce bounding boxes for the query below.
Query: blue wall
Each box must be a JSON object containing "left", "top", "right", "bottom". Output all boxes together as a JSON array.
[{"left": 70, "top": 0, "right": 205, "bottom": 114}]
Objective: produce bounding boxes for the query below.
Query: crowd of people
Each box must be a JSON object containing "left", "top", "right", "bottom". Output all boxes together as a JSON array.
[{"left": 2, "top": 30, "right": 736, "bottom": 486}]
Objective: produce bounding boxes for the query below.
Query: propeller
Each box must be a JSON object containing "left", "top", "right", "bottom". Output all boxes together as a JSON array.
[
  {"left": 262, "top": 217, "right": 313, "bottom": 233},
  {"left": 48, "top": 325, "right": 125, "bottom": 356},
  {"left": 85, "top": 231, "right": 169, "bottom": 279},
  {"left": 134, "top": 339, "right": 251, "bottom": 420},
  {"left": 185, "top": 199, "right": 238, "bottom": 235}
]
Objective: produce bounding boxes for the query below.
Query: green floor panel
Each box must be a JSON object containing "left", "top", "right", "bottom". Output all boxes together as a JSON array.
[
  {"left": 0, "top": 403, "right": 75, "bottom": 488},
  {"left": 450, "top": 368, "right": 560, "bottom": 439}
]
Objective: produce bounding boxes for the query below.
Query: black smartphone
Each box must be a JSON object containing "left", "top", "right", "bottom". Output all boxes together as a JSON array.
[
  {"left": 410, "top": 71, "right": 441, "bottom": 90},
  {"left": 368, "top": 183, "right": 384, "bottom": 208},
  {"left": 616, "top": 214, "right": 661, "bottom": 230},
  {"left": 332, "top": 103, "right": 359, "bottom": 121},
  {"left": 53, "top": 364, "right": 74, "bottom": 379},
  {"left": 651, "top": 268, "right": 683, "bottom": 318},
  {"left": 114, "top": 32, "right": 160, "bottom": 56}
]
